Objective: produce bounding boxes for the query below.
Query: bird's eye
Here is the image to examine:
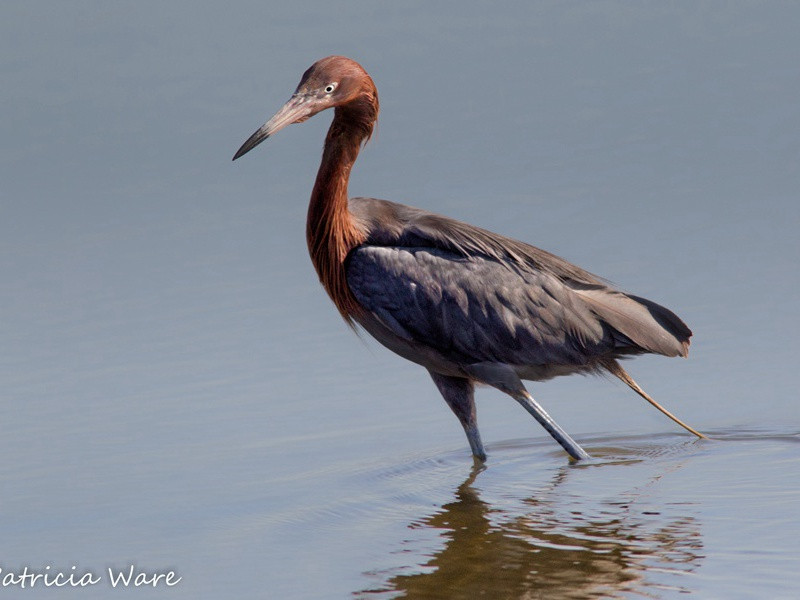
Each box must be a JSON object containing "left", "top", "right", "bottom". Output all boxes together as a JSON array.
[{"left": 324, "top": 83, "right": 337, "bottom": 94}]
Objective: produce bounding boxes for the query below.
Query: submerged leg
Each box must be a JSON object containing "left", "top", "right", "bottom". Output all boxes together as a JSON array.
[
  {"left": 463, "top": 362, "right": 591, "bottom": 461},
  {"left": 512, "top": 390, "right": 591, "bottom": 461},
  {"left": 603, "top": 359, "right": 707, "bottom": 439},
  {"left": 429, "top": 371, "right": 487, "bottom": 461}
]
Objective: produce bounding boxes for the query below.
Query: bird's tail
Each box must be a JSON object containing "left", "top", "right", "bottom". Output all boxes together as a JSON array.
[{"left": 570, "top": 284, "right": 692, "bottom": 358}]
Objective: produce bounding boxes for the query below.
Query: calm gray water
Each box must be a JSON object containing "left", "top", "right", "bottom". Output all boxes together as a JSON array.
[{"left": 2, "top": 2, "right": 799, "bottom": 598}]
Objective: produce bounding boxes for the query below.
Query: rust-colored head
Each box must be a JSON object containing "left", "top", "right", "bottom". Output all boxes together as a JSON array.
[{"left": 233, "top": 56, "right": 379, "bottom": 160}]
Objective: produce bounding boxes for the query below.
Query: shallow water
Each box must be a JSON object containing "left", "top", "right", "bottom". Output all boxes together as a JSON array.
[
  {"left": 2, "top": 2, "right": 799, "bottom": 599},
  {"left": 352, "top": 429, "right": 800, "bottom": 599}
]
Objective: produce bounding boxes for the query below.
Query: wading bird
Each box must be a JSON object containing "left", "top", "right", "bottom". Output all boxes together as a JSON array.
[{"left": 233, "top": 56, "right": 705, "bottom": 461}]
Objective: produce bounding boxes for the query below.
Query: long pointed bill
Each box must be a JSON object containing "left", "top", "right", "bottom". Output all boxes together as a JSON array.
[{"left": 232, "top": 93, "right": 314, "bottom": 160}]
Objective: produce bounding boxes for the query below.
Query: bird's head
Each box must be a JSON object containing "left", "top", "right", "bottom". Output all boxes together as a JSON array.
[{"left": 233, "top": 56, "right": 378, "bottom": 160}]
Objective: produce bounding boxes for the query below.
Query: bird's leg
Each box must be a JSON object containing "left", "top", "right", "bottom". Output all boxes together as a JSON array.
[
  {"left": 462, "top": 363, "right": 591, "bottom": 461},
  {"left": 512, "top": 390, "right": 591, "bottom": 461},
  {"left": 603, "top": 359, "right": 707, "bottom": 439},
  {"left": 429, "top": 372, "right": 487, "bottom": 461}
]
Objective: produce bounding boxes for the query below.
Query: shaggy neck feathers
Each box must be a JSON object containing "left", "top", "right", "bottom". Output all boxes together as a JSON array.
[{"left": 305, "top": 92, "right": 378, "bottom": 322}]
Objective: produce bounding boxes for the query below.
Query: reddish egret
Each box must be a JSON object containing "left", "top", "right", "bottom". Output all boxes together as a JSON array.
[{"left": 233, "top": 56, "right": 705, "bottom": 461}]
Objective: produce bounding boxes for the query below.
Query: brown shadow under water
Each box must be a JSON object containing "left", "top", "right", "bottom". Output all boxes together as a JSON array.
[{"left": 358, "top": 442, "right": 705, "bottom": 599}]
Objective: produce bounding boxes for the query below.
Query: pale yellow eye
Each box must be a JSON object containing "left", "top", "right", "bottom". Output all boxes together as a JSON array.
[{"left": 324, "top": 83, "right": 337, "bottom": 94}]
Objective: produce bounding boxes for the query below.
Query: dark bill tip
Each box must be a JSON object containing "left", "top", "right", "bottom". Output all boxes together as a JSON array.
[
  {"left": 232, "top": 93, "right": 313, "bottom": 161},
  {"left": 232, "top": 126, "right": 270, "bottom": 161}
]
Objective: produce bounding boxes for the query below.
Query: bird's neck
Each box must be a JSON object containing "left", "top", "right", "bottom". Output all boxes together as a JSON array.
[{"left": 306, "top": 107, "right": 371, "bottom": 322}]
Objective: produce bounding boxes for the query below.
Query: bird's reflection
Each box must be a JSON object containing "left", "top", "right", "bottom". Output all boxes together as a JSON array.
[{"left": 360, "top": 457, "right": 703, "bottom": 599}]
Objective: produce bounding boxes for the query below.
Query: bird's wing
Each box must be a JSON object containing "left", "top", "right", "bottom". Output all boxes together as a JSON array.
[
  {"left": 349, "top": 197, "right": 604, "bottom": 285},
  {"left": 346, "top": 245, "right": 613, "bottom": 368},
  {"left": 348, "top": 197, "right": 691, "bottom": 360}
]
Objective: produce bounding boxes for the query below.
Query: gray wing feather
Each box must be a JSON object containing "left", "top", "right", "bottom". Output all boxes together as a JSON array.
[
  {"left": 349, "top": 197, "right": 604, "bottom": 284},
  {"left": 347, "top": 246, "right": 613, "bottom": 368},
  {"left": 347, "top": 197, "right": 691, "bottom": 364}
]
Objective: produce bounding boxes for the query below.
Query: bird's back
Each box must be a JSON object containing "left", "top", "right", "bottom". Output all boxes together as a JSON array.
[{"left": 346, "top": 197, "right": 691, "bottom": 379}]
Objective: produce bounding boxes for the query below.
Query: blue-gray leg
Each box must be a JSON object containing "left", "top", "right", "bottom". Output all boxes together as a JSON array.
[
  {"left": 429, "top": 371, "right": 487, "bottom": 461},
  {"left": 462, "top": 362, "right": 591, "bottom": 461},
  {"left": 512, "top": 390, "right": 591, "bottom": 461}
]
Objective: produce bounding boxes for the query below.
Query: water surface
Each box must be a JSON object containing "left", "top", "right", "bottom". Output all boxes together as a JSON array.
[{"left": 1, "top": 2, "right": 799, "bottom": 598}]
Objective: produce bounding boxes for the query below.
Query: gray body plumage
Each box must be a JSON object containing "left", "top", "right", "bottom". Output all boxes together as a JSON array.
[
  {"left": 347, "top": 196, "right": 689, "bottom": 378},
  {"left": 345, "top": 197, "right": 693, "bottom": 461}
]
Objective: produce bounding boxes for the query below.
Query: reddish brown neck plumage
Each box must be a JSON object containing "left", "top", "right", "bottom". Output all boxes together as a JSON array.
[{"left": 306, "top": 94, "right": 377, "bottom": 322}]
